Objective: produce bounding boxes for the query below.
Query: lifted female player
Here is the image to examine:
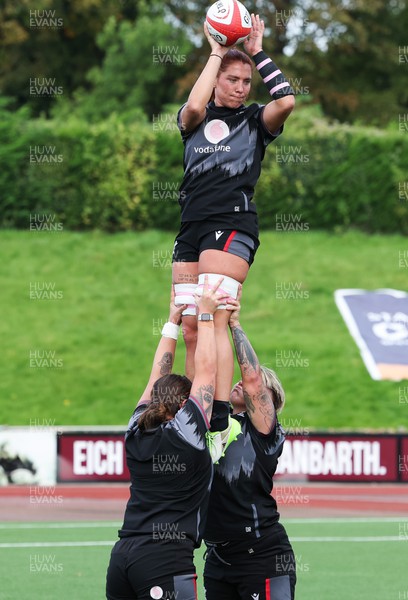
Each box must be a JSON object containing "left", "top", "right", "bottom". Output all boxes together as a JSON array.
[{"left": 173, "top": 14, "right": 295, "bottom": 429}]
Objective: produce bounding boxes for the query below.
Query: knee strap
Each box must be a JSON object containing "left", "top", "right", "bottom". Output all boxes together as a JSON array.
[
  {"left": 174, "top": 283, "right": 197, "bottom": 316},
  {"left": 196, "top": 273, "right": 240, "bottom": 309}
]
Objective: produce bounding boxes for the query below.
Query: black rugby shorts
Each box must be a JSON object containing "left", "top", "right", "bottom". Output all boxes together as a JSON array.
[
  {"left": 106, "top": 537, "right": 198, "bottom": 600},
  {"left": 203, "top": 529, "right": 296, "bottom": 600},
  {"left": 172, "top": 222, "right": 259, "bottom": 266},
  {"left": 204, "top": 551, "right": 296, "bottom": 600}
]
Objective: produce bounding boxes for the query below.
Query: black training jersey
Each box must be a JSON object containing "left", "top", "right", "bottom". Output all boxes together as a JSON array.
[
  {"left": 177, "top": 101, "right": 281, "bottom": 227},
  {"left": 119, "top": 397, "right": 213, "bottom": 547},
  {"left": 204, "top": 412, "right": 285, "bottom": 542}
]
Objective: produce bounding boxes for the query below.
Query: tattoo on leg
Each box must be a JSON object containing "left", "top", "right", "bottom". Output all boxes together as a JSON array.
[
  {"left": 176, "top": 273, "right": 198, "bottom": 283},
  {"left": 158, "top": 352, "right": 173, "bottom": 375}
]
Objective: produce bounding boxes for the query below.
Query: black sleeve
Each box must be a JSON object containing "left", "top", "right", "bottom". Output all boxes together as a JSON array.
[
  {"left": 124, "top": 402, "right": 148, "bottom": 440},
  {"left": 177, "top": 104, "right": 187, "bottom": 138},
  {"left": 170, "top": 396, "right": 210, "bottom": 451},
  {"left": 177, "top": 103, "right": 210, "bottom": 142},
  {"left": 247, "top": 414, "right": 285, "bottom": 458},
  {"left": 209, "top": 400, "right": 230, "bottom": 432},
  {"left": 256, "top": 104, "right": 284, "bottom": 145}
]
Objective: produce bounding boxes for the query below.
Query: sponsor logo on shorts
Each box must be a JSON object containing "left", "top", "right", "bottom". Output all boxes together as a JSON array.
[
  {"left": 215, "top": 230, "right": 224, "bottom": 241},
  {"left": 150, "top": 586, "right": 163, "bottom": 599}
]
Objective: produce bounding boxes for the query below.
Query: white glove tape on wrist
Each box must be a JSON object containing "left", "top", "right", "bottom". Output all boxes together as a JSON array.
[{"left": 161, "top": 322, "right": 180, "bottom": 339}]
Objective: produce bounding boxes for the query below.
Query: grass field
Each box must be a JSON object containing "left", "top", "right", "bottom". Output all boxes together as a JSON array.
[
  {"left": 0, "top": 228, "right": 406, "bottom": 430},
  {"left": 0, "top": 518, "right": 407, "bottom": 600}
]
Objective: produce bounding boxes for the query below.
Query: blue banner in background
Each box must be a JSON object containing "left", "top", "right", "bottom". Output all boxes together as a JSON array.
[{"left": 334, "top": 289, "right": 408, "bottom": 381}]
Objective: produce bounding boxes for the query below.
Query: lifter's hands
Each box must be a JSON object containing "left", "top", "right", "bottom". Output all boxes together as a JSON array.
[
  {"left": 226, "top": 284, "right": 242, "bottom": 328},
  {"left": 168, "top": 285, "right": 187, "bottom": 325},
  {"left": 195, "top": 275, "right": 228, "bottom": 316}
]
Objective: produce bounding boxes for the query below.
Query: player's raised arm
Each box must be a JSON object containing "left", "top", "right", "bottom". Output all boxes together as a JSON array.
[
  {"left": 179, "top": 23, "right": 229, "bottom": 134},
  {"left": 190, "top": 276, "right": 228, "bottom": 422},
  {"left": 244, "top": 13, "right": 295, "bottom": 134},
  {"left": 138, "top": 287, "right": 186, "bottom": 405},
  {"left": 228, "top": 290, "right": 276, "bottom": 434}
]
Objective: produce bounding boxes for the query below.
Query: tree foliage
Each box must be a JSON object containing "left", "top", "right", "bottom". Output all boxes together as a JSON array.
[
  {"left": 52, "top": 12, "right": 193, "bottom": 122},
  {"left": 288, "top": 0, "right": 408, "bottom": 124},
  {"left": 1, "top": 101, "right": 407, "bottom": 233},
  {"left": 1, "top": 0, "right": 407, "bottom": 124},
  {"left": 0, "top": 0, "right": 142, "bottom": 115}
]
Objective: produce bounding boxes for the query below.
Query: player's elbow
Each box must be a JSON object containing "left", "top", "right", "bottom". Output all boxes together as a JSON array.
[
  {"left": 242, "top": 368, "right": 262, "bottom": 389},
  {"left": 186, "top": 99, "right": 202, "bottom": 113},
  {"left": 279, "top": 94, "right": 295, "bottom": 118},
  {"left": 184, "top": 101, "right": 206, "bottom": 121}
]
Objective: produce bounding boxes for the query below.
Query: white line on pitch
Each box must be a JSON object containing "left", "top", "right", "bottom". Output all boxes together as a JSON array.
[
  {"left": 284, "top": 517, "right": 408, "bottom": 523},
  {"left": 0, "top": 536, "right": 406, "bottom": 548},
  {"left": 0, "top": 522, "right": 121, "bottom": 529},
  {"left": 0, "top": 541, "right": 114, "bottom": 548},
  {"left": 291, "top": 536, "right": 405, "bottom": 542},
  {"left": 1, "top": 517, "right": 407, "bottom": 530}
]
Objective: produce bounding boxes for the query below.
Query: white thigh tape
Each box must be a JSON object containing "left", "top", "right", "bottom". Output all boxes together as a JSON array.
[
  {"left": 181, "top": 305, "right": 197, "bottom": 316},
  {"left": 174, "top": 283, "right": 197, "bottom": 305},
  {"left": 174, "top": 283, "right": 197, "bottom": 316},
  {"left": 196, "top": 273, "right": 239, "bottom": 309}
]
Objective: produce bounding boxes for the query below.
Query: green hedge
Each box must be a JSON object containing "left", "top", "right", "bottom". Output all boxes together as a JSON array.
[
  {"left": 256, "top": 121, "right": 408, "bottom": 234},
  {"left": 0, "top": 105, "right": 155, "bottom": 231},
  {"left": 1, "top": 102, "right": 407, "bottom": 233}
]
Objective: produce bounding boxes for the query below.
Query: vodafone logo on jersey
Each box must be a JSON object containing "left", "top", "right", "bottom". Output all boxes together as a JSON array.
[
  {"left": 204, "top": 119, "right": 230, "bottom": 143},
  {"left": 193, "top": 119, "right": 231, "bottom": 154}
]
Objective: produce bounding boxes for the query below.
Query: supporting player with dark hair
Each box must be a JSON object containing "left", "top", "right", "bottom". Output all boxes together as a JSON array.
[{"left": 106, "top": 278, "right": 227, "bottom": 600}]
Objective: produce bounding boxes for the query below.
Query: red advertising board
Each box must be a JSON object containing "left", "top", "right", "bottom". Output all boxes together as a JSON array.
[
  {"left": 57, "top": 431, "right": 407, "bottom": 483},
  {"left": 58, "top": 433, "right": 130, "bottom": 482},
  {"left": 275, "top": 434, "right": 398, "bottom": 482},
  {"left": 400, "top": 437, "right": 408, "bottom": 483}
]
